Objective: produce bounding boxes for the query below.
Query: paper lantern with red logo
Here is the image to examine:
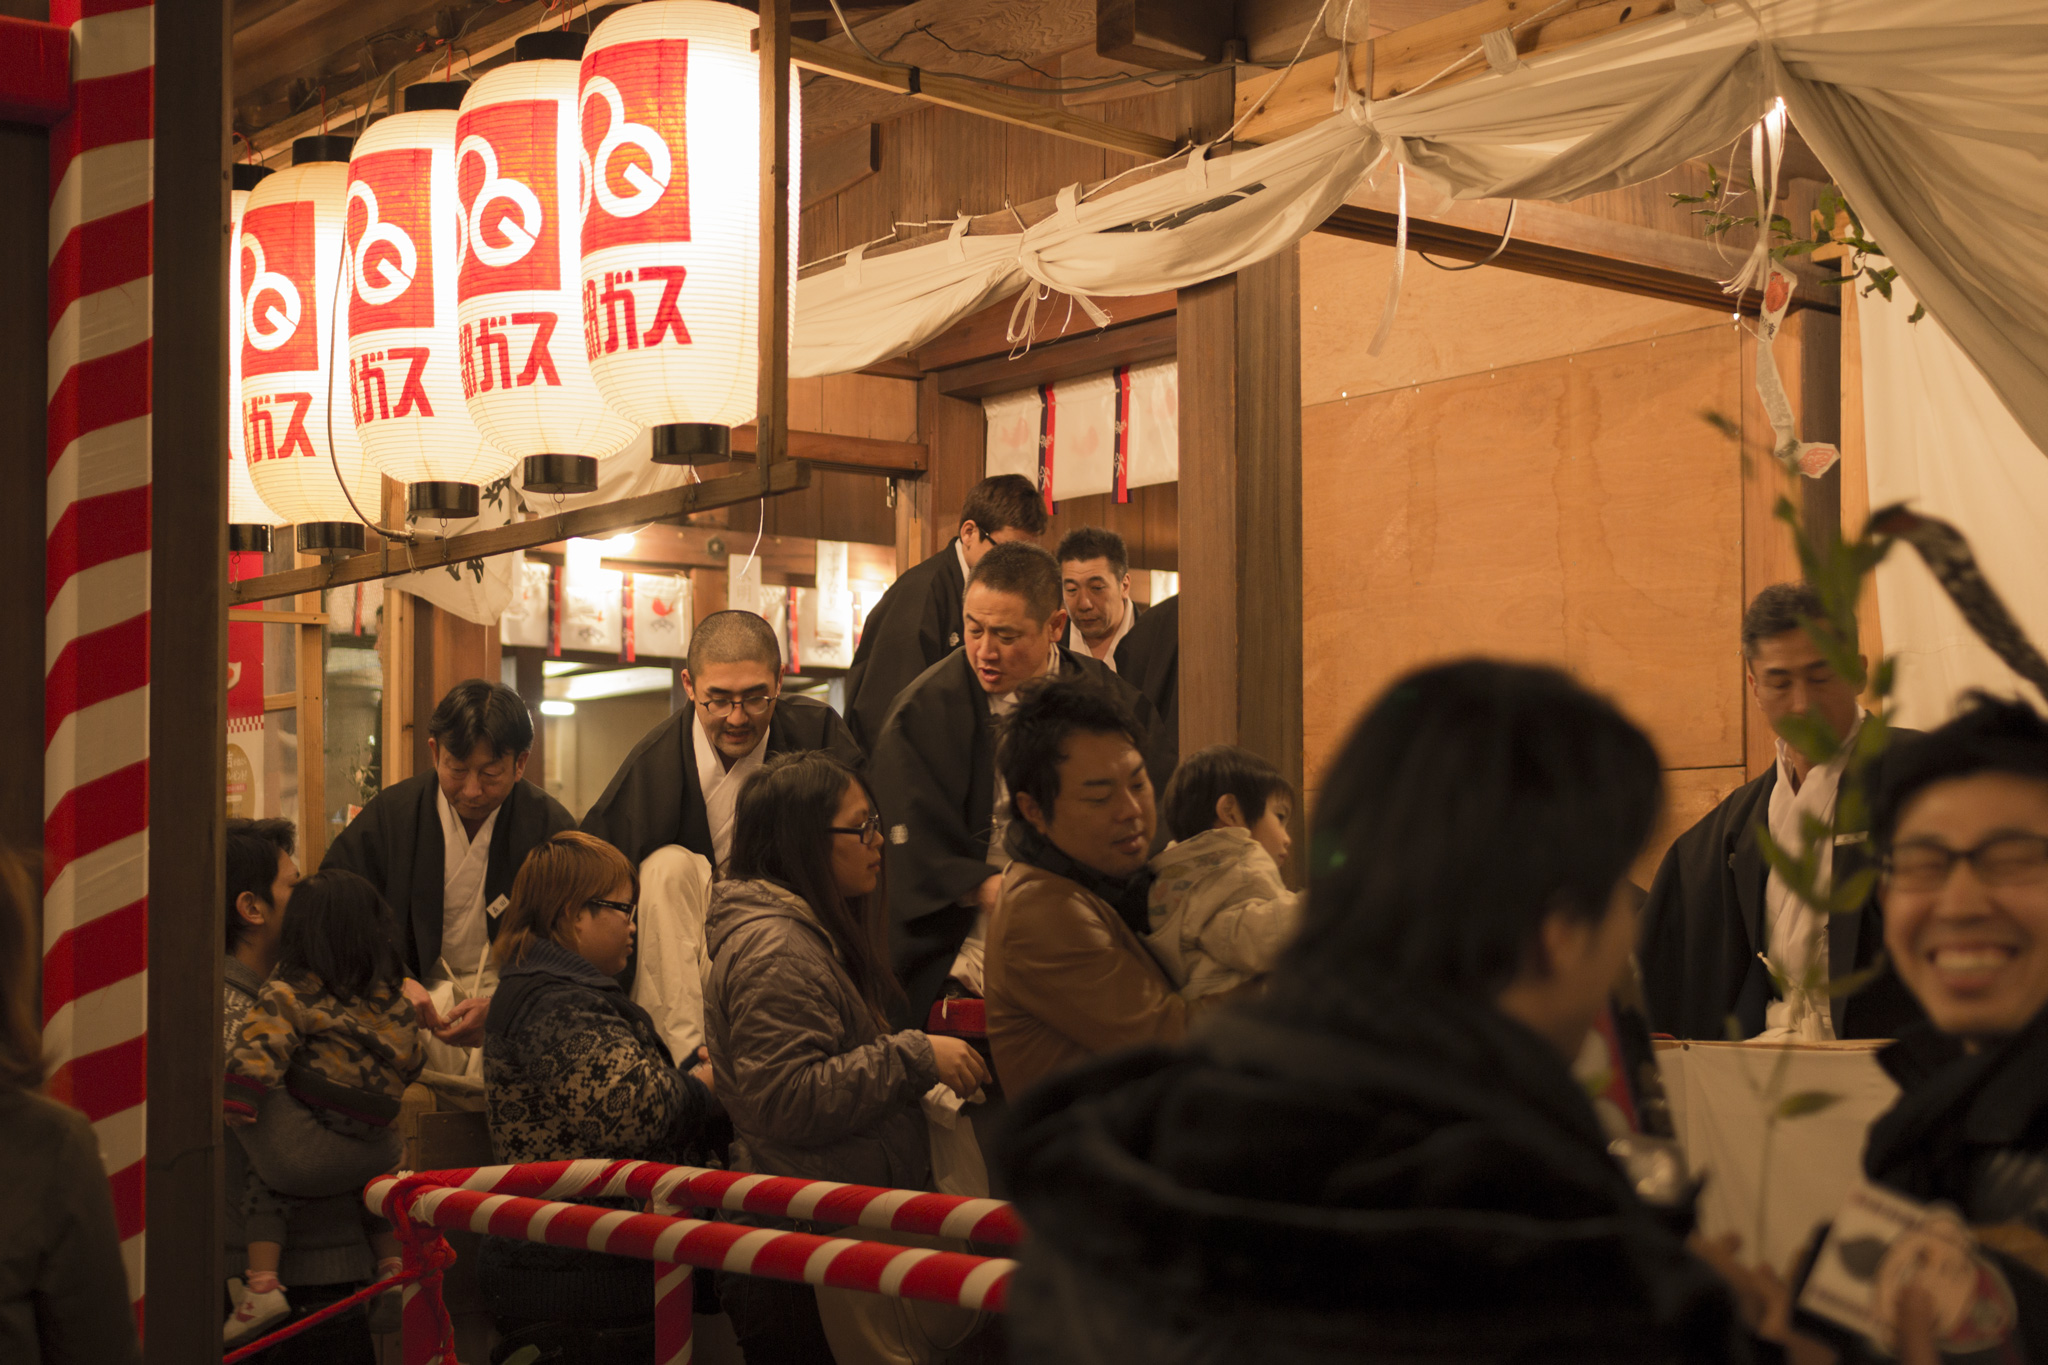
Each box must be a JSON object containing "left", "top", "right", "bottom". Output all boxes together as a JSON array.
[
  {"left": 240, "top": 136, "right": 383, "bottom": 555},
  {"left": 228, "top": 163, "right": 287, "bottom": 552},
  {"left": 578, "top": 1, "right": 801, "bottom": 464},
  {"left": 455, "top": 32, "right": 640, "bottom": 495},
  {"left": 346, "top": 80, "right": 519, "bottom": 521}
]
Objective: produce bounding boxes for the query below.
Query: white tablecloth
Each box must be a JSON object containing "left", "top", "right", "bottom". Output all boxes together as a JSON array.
[{"left": 1657, "top": 1040, "right": 1900, "bottom": 1272}]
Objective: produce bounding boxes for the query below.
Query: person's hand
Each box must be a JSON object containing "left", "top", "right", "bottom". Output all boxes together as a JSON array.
[
  {"left": 975, "top": 874, "right": 1002, "bottom": 920},
  {"left": 432, "top": 994, "right": 490, "bottom": 1048},
  {"left": 225, "top": 1111, "right": 256, "bottom": 1128},
  {"left": 929, "top": 1035, "right": 991, "bottom": 1099},
  {"left": 402, "top": 978, "right": 445, "bottom": 1033},
  {"left": 1892, "top": 1286, "right": 1941, "bottom": 1365},
  {"left": 689, "top": 1045, "right": 714, "bottom": 1093}
]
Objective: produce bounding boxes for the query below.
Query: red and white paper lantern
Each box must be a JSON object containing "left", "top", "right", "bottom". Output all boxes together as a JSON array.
[
  {"left": 347, "top": 81, "right": 519, "bottom": 520},
  {"left": 240, "top": 136, "right": 383, "bottom": 554},
  {"left": 228, "top": 163, "right": 286, "bottom": 551},
  {"left": 577, "top": 1, "right": 801, "bottom": 461},
  {"left": 456, "top": 34, "right": 640, "bottom": 494}
]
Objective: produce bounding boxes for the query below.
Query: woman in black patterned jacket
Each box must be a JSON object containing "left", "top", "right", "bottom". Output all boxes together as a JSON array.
[{"left": 480, "top": 831, "right": 714, "bottom": 1360}]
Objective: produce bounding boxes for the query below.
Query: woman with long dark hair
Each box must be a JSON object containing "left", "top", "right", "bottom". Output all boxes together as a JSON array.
[{"left": 705, "top": 751, "right": 988, "bottom": 1364}]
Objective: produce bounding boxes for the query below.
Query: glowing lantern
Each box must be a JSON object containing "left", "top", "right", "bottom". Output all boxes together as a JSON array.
[
  {"left": 240, "top": 135, "right": 383, "bottom": 555},
  {"left": 578, "top": 0, "right": 801, "bottom": 463},
  {"left": 228, "top": 162, "right": 286, "bottom": 552},
  {"left": 346, "top": 80, "right": 519, "bottom": 521},
  {"left": 455, "top": 32, "right": 639, "bottom": 495}
]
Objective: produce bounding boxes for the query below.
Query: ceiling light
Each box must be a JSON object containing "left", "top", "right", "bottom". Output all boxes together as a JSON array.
[{"left": 540, "top": 699, "right": 576, "bottom": 716}]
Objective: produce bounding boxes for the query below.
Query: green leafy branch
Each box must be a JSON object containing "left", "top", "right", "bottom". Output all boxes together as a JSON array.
[{"left": 1670, "top": 170, "right": 1924, "bottom": 322}]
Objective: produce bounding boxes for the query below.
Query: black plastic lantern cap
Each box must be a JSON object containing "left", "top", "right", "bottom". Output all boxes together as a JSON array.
[
  {"left": 296, "top": 521, "right": 366, "bottom": 556},
  {"left": 291, "top": 135, "right": 356, "bottom": 165},
  {"left": 227, "top": 524, "right": 271, "bottom": 554},
  {"left": 652, "top": 423, "right": 732, "bottom": 466},
  {"left": 403, "top": 80, "right": 470, "bottom": 113},
  {"left": 524, "top": 455, "right": 598, "bottom": 496},
  {"left": 407, "top": 481, "right": 481, "bottom": 520},
  {"left": 231, "top": 164, "right": 272, "bottom": 193},
  {"left": 515, "top": 31, "right": 588, "bottom": 61}
]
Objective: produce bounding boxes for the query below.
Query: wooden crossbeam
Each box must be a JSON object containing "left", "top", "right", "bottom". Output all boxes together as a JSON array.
[
  {"left": 228, "top": 461, "right": 813, "bottom": 605},
  {"left": 787, "top": 34, "right": 1180, "bottom": 160}
]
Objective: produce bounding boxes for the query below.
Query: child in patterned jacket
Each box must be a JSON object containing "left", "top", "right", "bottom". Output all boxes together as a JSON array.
[
  {"left": 222, "top": 869, "right": 425, "bottom": 1346},
  {"left": 1145, "top": 745, "right": 1303, "bottom": 1001}
]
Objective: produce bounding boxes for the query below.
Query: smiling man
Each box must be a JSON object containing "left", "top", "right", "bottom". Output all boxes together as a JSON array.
[
  {"left": 1861, "top": 695, "right": 2048, "bottom": 1360},
  {"left": 868, "top": 543, "right": 1170, "bottom": 1033},
  {"left": 1640, "top": 583, "right": 1926, "bottom": 1040},
  {"left": 325, "top": 681, "right": 575, "bottom": 1050},
  {"left": 580, "top": 609, "right": 861, "bottom": 1060}
]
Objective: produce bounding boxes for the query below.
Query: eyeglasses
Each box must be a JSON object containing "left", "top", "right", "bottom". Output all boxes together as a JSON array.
[
  {"left": 829, "top": 814, "right": 884, "bottom": 844},
  {"left": 585, "top": 897, "right": 639, "bottom": 924},
  {"left": 1883, "top": 834, "right": 2048, "bottom": 892},
  {"left": 696, "top": 693, "right": 776, "bottom": 719}
]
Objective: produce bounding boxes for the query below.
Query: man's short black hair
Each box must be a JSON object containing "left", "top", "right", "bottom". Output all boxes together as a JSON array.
[
  {"left": 968, "top": 542, "right": 1063, "bottom": 625},
  {"left": 1874, "top": 693, "right": 2048, "bottom": 847},
  {"left": 226, "top": 817, "right": 295, "bottom": 952},
  {"left": 428, "top": 680, "right": 535, "bottom": 761},
  {"left": 1055, "top": 527, "right": 1129, "bottom": 581},
  {"left": 1162, "top": 745, "right": 1296, "bottom": 844},
  {"left": 960, "top": 474, "right": 1049, "bottom": 540},
  {"left": 998, "top": 677, "right": 1145, "bottom": 824},
  {"left": 687, "top": 608, "right": 782, "bottom": 677},
  {"left": 1742, "top": 582, "right": 1826, "bottom": 658}
]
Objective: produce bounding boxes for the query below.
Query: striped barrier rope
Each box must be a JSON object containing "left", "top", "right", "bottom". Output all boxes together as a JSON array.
[{"left": 368, "top": 1164, "right": 1019, "bottom": 1365}]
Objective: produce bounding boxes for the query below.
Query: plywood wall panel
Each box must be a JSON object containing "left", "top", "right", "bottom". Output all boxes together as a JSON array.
[
  {"left": 1301, "top": 323, "right": 1746, "bottom": 795},
  {"left": 1631, "top": 765, "right": 1749, "bottom": 889},
  {"left": 1299, "top": 232, "right": 1730, "bottom": 408}
]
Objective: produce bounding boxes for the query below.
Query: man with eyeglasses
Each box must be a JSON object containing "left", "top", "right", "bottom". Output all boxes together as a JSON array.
[
  {"left": 1640, "top": 582, "right": 1926, "bottom": 1040},
  {"left": 1858, "top": 693, "right": 2048, "bottom": 1361},
  {"left": 581, "top": 610, "right": 860, "bottom": 1061}
]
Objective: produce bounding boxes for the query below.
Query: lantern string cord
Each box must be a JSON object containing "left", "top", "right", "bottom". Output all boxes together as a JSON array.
[{"left": 323, "top": 237, "right": 418, "bottom": 543}]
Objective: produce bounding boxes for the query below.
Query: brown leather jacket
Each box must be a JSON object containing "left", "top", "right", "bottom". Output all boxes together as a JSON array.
[{"left": 985, "top": 861, "right": 1188, "bottom": 1098}]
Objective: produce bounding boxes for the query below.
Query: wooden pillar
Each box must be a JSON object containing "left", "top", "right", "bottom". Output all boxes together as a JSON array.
[
  {"left": 149, "top": 0, "right": 229, "bottom": 1347},
  {"left": 918, "top": 374, "right": 985, "bottom": 560},
  {"left": 513, "top": 645, "right": 549, "bottom": 786},
  {"left": 755, "top": 0, "right": 790, "bottom": 466},
  {"left": 410, "top": 600, "right": 499, "bottom": 775}
]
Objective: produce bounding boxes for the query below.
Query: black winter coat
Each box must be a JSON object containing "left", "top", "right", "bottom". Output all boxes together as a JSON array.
[{"left": 995, "top": 965, "right": 1756, "bottom": 1365}]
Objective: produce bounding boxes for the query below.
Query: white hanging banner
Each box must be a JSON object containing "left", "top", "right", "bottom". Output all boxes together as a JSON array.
[
  {"left": 1125, "top": 359, "right": 1179, "bottom": 493},
  {"left": 629, "top": 572, "right": 693, "bottom": 660},
  {"left": 560, "top": 568, "right": 623, "bottom": 653},
  {"left": 984, "top": 361, "right": 1180, "bottom": 499},
  {"left": 501, "top": 559, "right": 552, "bottom": 648}
]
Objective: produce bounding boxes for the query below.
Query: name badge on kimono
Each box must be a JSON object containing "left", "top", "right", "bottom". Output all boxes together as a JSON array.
[{"left": 485, "top": 894, "right": 509, "bottom": 921}]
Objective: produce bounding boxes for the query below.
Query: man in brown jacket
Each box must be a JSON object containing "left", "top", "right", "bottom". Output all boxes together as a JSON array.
[{"left": 984, "top": 677, "right": 1187, "bottom": 1097}]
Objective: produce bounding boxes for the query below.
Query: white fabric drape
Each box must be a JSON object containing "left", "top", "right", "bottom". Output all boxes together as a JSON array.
[
  {"left": 1860, "top": 270, "right": 2048, "bottom": 727},
  {"left": 792, "top": 0, "right": 2048, "bottom": 461}
]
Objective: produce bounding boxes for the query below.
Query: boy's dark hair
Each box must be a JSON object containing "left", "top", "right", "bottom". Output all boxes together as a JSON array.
[
  {"left": 1055, "top": 527, "right": 1129, "bottom": 580},
  {"left": 226, "top": 817, "right": 296, "bottom": 952},
  {"left": 1874, "top": 692, "right": 2048, "bottom": 847},
  {"left": 998, "top": 677, "right": 1146, "bottom": 824},
  {"left": 960, "top": 474, "right": 1050, "bottom": 540},
  {"left": 1162, "top": 745, "right": 1295, "bottom": 844},
  {"left": 968, "top": 542, "right": 1063, "bottom": 624},
  {"left": 1741, "top": 582, "right": 1826, "bottom": 658},
  {"left": 1281, "top": 659, "right": 1662, "bottom": 999},
  {"left": 275, "top": 868, "right": 407, "bottom": 1002},
  {"left": 428, "top": 679, "right": 534, "bottom": 761}
]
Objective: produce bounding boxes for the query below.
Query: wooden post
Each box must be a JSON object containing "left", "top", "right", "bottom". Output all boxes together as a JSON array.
[
  {"left": 917, "top": 374, "right": 986, "bottom": 560},
  {"left": 514, "top": 645, "right": 549, "bottom": 787},
  {"left": 384, "top": 588, "right": 416, "bottom": 789},
  {"left": 297, "top": 607, "right": 329, "bottom": 868},
  {"left": 149, "top": 0, "right": 230, "bottom": 1346},
  {"left": 1174, "top": 75, "right": 1306, "bottom": 861},
  {"left": 756, "top": 0, "right": 791, "bottom": 467}
]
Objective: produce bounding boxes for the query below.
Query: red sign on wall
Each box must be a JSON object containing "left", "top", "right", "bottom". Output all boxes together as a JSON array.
[
  {"left": 578, "top": 39, "right": 692, "bottom": 254},
  {"left": 455, "top": 101, "right": 560, "bottom": 297},
  {"left": 240, "top": 199, "right": 319, "bottom": 377},
  {"left": 347, "top": 147, "right": 436, "bottom": 332}
]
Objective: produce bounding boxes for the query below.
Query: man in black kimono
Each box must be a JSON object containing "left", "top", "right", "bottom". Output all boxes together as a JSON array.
[
  {"left": 1115, "top": 593, "right": 1178, "bottom": 778},
  {"left": 1057, "top": 527, "right": 1142, "bottom": 668},
  {"left": 1640, "top": 583, "right": 1925, "bottom": 1040},
  {"left": 869, "top": 542, "right": 1170, "bottom": 1032},
  {"left": 325, "top": 679, "right": 574, "bottom": 1048},
  {"left": 842, "top": 473, "right": 1049, "bottom": 751},
  {"left": 580, "top": 609, "right": 860, "bottom": 1059}
]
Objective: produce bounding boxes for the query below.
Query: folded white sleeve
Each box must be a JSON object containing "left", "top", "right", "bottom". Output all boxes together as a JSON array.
[{"left": 633, "top": 845, "right": 716, "bottom": 1065}]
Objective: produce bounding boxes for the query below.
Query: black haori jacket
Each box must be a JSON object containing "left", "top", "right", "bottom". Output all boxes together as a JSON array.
[
  {"left": 867, "top": 645, "right": 1173, "bottom": 1031},
  {"left": 843, "top": 538, "right": 968, "bottom": 754},
  {"left": 994, "top": 966, "right": 1757, "bottom": 1365},
  {"left": 323, "top": 773, "right": 576, "bottom": 981}
]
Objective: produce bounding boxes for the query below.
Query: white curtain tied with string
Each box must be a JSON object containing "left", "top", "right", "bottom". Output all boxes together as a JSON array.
[{"left": 790, "top": 0, "right": 2048, "bottom": 462}]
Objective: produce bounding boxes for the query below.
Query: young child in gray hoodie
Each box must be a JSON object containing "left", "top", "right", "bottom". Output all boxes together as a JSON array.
[{"left": 1145, "top": 745, "right": 1302, "bottom": 1001}]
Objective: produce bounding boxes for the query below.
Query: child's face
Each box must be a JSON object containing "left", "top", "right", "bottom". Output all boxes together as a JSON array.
[{"left": 1250, "top": 801, "right": 1292, "bottom": 867}]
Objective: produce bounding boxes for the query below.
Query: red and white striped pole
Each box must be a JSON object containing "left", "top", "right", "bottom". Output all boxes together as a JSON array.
[{"left": 651, "top": 1190, "right": 693, "bottom": 1365}]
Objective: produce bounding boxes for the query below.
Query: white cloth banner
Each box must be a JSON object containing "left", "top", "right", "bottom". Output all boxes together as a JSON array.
[
  {"left": 501, "top": 560, "right": 552, "bottom": 649},
  {"left": 391, "top": 481, "right": 522, "bottom": 627},
  {"left": 984, "top": 360, "right": 1179, "bottom": 501},
  {"left": 629, "top": 572, "right": 693, "bottom": 661},
  {"left": 1860, "top": 271, "right": 2048, "bottom": 727}
]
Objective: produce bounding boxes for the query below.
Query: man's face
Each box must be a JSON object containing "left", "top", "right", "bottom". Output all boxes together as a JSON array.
[
  {"left": 1884, "top": 772, "right": 2048, "bottom": 1040},
  {"left": 685, "top": 658, "right": 780, "bottom": 760},
  {"left": 1061, "top": 556, "right": 1131, "bottom": 645},
  {"left": 430, "top": 740, "right": 527, "bottom": 824},
  {"left": 1022, "top": 729, "right": 1156, "bottom": 879},
  {"left": 243, "top": 848, "right": 302, "bottom": 953},
  {"left": 959, "top": 520, "right": 1039, "bottom": 570},
  {"left": 963, "top": 584, "right": 1065, "bottom": 697},
  {"left": 1745, "top": 629, "right": 1864, "bottom": 751}
]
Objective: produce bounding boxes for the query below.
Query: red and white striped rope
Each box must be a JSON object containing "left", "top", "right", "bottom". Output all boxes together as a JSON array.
[
  {"left": 393, "top": 1159, "right": 1025, "bottom": 1245},
  {"left": 43, "top": 0, "right": 153, "bottom": 1319}
]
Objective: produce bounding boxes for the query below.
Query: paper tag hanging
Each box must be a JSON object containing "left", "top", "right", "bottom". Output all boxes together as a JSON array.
[{"left": 1753, "top": 260, "right": 1838, "bottom": 480}]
